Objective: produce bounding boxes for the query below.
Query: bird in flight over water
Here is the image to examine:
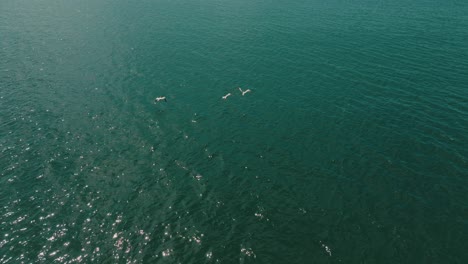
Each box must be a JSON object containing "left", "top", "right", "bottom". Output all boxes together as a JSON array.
[
  {"left": 238, "top": 87, "right": 251, "bottom": 96},
  {"left": 222, "top": 93, "right": 232, "bottom": 100},
  {"left": 154, "top": 96, "right": 167, "bottom": 102}
]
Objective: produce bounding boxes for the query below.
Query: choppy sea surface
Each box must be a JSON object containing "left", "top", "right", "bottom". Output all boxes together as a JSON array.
[{"left": 1, "top": 0, "right": 467, "bottom": 263}]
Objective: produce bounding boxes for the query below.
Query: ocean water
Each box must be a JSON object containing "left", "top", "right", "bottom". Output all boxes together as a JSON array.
[{"left": 1, "top": 0, "right": 467, "bottom": 263}]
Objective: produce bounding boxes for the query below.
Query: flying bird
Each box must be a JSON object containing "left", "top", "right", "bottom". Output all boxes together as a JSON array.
[
  {"left": 154, "top": 96, "right": 167, "bottom": 102},
  {"left": 238, "top": 87, "right": 251, "bottom": 96},
  {"left": 222, "top": 93, "right": 232, "bottom": 100}
]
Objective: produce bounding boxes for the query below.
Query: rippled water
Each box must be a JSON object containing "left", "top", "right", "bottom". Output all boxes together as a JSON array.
[{"left": 1, "top": 0, "right": 468, "bottom": 263}]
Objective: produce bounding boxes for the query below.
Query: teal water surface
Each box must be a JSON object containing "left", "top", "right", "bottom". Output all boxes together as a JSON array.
[{"left": 1, "top": 0, "right": 468, "bottom": 263}]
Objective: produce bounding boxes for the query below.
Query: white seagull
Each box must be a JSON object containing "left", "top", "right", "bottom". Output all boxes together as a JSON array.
[
  {"left": 154, "top": 96, "right": 167, "bottom": 102},
  {"left": 222, "top": 93, "right": 232, "bottom": 100},
  {"left": 238, "top": 87, "right": 251, "bottom": 96}
]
